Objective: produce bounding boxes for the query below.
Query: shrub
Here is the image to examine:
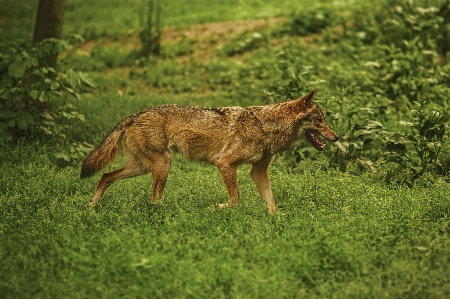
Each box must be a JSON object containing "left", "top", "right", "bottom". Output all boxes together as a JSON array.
[{"left": 0, "top": 34, "right": 96, "bottom": 161}]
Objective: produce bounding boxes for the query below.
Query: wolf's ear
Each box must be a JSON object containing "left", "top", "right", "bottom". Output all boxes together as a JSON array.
[
  {"left": 303, "top": 89, "right": 317, "bottom": 106},
  {"left": 292, "top": 89, "right": 317, "bottom": 113}
]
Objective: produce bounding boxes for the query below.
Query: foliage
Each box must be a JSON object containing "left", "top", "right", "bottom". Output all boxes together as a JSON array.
[
  {"left": 0, "top": 34, "right": 96, "bottom": 164},
  {"left": 384, "top": 97, "right": 449, "bottom": 184},
  {"left": 264, "top": 45, "right": 315, "bottom": 102},
  {"left": 219, "top": 31, "right": 268, "bottom": 56},
  {"left": 274, "top": 4, "right": 338, "bottom": 37},
  {"left": 321, "top": 87, "right": 389, "bottom": 173},
  {"left": 161, "top": 38, "right": 195, "bottom": 58},
  {"left": 364, "top": 36, "right": 449, "bottom": 104},
  {"left": 266, "top": 0, "right": 450, "bottom": 184}
]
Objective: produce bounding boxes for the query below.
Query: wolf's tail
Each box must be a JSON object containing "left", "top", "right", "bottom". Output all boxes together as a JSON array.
[{"left": 80, "top": 116, "right": 135, "bottom": 178}]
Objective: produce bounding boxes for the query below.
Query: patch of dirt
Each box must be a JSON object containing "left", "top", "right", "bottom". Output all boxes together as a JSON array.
[
  {"left": 165, "top": 17, "right": 285, "bottom": 62},
  {"left": 162, "top": 17, "right": 284, "bottom": 43}
]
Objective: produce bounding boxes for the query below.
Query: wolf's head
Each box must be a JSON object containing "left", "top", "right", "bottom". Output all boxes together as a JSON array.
[{"left": 292, "top": 90, "right": 339, "bottom": 151}]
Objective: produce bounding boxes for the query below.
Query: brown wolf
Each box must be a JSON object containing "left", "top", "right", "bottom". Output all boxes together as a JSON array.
[{"left": 81, "top": 89, "right": 338, "bottom": 215}]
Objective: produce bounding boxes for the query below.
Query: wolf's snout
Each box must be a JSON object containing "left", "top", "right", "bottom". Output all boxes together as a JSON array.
[{"left": 322, "top": 128, "right": 339, "bottom": 142}]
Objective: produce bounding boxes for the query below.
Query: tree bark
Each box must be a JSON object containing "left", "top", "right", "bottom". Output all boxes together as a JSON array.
[
  {"left": 32, "top": 0, "right": 66, "bottom": 68},
  {"left": 21, "top": 0, "right": 66, "bottom": 109}
]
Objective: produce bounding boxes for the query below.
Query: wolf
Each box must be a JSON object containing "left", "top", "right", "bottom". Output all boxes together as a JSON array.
[{"left": 80, "top": 89, "right": 339, "bottom": 215}]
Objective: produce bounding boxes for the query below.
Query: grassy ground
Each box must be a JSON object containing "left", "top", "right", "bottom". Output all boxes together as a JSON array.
[
  {"left": 1, "top": 0, "right": 450, "bottom": 298},
  {"left": 1, "top": 142, "right": 449, "bottom": 298},
  {"left": 0, "top": 0, "right": 323, "bottom": 41},
  {"left": 1, "top": 89, "right": 450, "bottom": 298}
]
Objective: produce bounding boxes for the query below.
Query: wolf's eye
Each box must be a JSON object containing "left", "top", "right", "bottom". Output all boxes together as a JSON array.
[{"left": 315, "top": 117, "right": 324, "bottom": 124}]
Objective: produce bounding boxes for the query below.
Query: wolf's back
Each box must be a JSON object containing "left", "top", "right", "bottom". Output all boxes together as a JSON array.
[{"left": 80, "top": 116, "right": 134, "bottom": 178}]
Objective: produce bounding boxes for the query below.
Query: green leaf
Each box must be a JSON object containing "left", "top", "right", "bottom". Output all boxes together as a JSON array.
[
  {"left": 0, "top": 111, "right": 19, "bottom": 120},
  {"left": 334, "top": 141, "right": 347, "bottom": 153},
  {"left": 55, "top": 152, "right": 70, "bottom": 162},
  {"left": 0, "top": 88, "right": 11, "bottom": 100},
  {"left": 29, "top": 89, "right": 39, "bottom": 99},
  {"left": 65, "top": 87, "right": 75, "bottom": 94},
  {"left": 66, "top": 69, "right": 79, "bottom": 88},
  {"left": 48, "top": 91, "right": 62, "bottom": 101},
  {"left": 79, "top": 72, "right": 97, "bottom": 88},
  {"left": 38, "top": 91, "right": 46, "bottom": 102},
  {"left": 25, "top": 56, "right": 39, "bottom": 68},
  {"left": 8, "top": 59, "right": 27, "bottom": 78},
  {"left": 55, "top": 39, "right": 70, "bottom": 54},
  {"left": 427, "top": 142, "right": 440, "bottom": 153},
  {"left": 346, "top": 110, "right": 358, "bottom": 118},
  {"left": 30, "top": 56, "right": 39, "bottom": 67},
  {"left": 50, "top": 80, "right": 60, "bottom": 90},
  {"left": 16, "top": 112, "right": 34, "bottom": 130},
  {"left": 385, "top": 141, "right": 407, "bottom": 153},
  {"left": 71, "top": 111, "right": 85, "bottom": 122},
  {"left": 410, "top": 167, "right": 424, "bottom": 174},
  {"left": 399, "top": 121, "right": 414, "bottom": 127}
]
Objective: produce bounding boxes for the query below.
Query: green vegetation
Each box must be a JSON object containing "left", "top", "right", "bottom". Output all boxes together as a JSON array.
[
  {"left": 0, "top": 0, "right": 316, "bottom": 41},
  {"left": 2, "top": 147, "right": 450, "bottom": 298},
  {"left": 1, "top": 0, "right": 450, "bottom": 298}
]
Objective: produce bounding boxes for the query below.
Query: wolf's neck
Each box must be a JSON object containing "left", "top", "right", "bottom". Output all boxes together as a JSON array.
[{"left": 255, "top": 103, "right": 298, "bottom": 154}]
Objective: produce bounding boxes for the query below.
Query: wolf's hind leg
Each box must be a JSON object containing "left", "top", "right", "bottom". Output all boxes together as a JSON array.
[
  {"left": 149, "top": 151, "right": 172, "bottom": 203},
  {"left": 215, "top": 161, "right": 240, "bottom": 210},
  {"left": 85, "top": 155, "right": 148, "bottom": 208},
  {"left": 250, "top": 156, "right": 276, "bottom": 215}
]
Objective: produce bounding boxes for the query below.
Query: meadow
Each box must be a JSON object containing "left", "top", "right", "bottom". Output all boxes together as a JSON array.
[{"left": 1, "top": 0, "right": 450, "bottom": 298}]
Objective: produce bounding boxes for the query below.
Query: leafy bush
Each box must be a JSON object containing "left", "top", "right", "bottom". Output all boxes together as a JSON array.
[
  {"left": 384, "top": 97, "right": 449, "bottom": 184},
  {"left": 267, "top": 0, "right": 450, "bottom": 184},
  {"left": 0, "top": 34, "right": 96, "bottom": 161},
  {"left": 273, "top": 5, "right": 338, "bottom": 37},
  {"left": 342, "top": 0, "right": 450, "bottom": 103}
]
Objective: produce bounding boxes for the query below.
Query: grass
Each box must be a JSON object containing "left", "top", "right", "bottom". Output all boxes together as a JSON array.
[
  {"left": 0, "top": 0, "right": 332, "bottom": 41},
  {"left": 1, "top": 143, "right": 449, "bottom": 298}
]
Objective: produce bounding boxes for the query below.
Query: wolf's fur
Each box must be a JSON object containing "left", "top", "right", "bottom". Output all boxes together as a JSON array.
[{"left": 81, "top": 90, "right": 338, "bottom": 214}]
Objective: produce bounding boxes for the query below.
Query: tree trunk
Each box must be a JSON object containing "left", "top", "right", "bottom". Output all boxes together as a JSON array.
[
  {"left": 32, "top": 0, "right": 66, "bottom": 68},
  {"left": 21, "top": 0, "right": 66, "bottom": 109}
]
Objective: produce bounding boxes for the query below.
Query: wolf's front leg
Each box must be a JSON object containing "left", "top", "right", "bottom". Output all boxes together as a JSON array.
[
  {"left": 250, "top": 156, "right": 276, "bottom": 215},
  {"left": 215, "top": 162, "right": 240, "bottom": 210}
]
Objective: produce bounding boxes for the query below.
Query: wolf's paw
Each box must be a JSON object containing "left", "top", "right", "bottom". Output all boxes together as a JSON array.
[
  {"left": 84, "top": 201, "right": 97, "bottom": 209},
  {"left": 214, "top": 202, "right": 230, "bottom": 212},
  {"left": 150, "top": 202, "right": 167, "bottom": 212}
]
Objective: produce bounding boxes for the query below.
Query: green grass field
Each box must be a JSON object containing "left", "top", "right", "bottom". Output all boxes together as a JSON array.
[
  {"left": 2, "top": 142, "right": 450, "bottom": 298},
  {"left": 1, "top": 0, "right": 450, "bottom": 298}
]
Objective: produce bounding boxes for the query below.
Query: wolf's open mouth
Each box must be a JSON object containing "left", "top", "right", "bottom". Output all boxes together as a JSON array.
[{"left": 306, "top": 130, "right": 326, "bottom": 151}]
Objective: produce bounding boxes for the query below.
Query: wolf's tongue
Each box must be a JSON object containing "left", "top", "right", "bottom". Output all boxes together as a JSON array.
[{"left": 306, "top": 130, "right": 325, "bottom": 151}]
